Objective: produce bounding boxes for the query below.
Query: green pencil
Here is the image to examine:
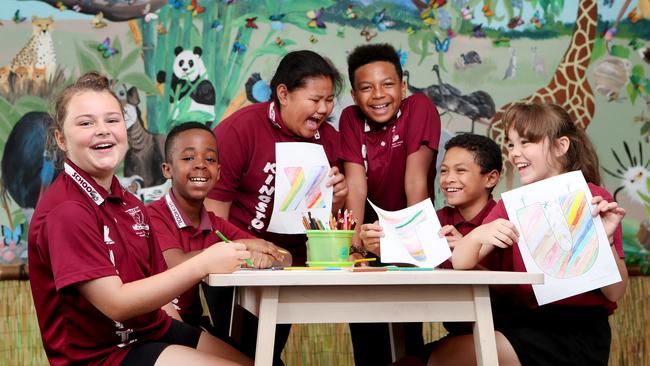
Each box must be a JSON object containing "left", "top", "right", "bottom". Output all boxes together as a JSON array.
[{"left": 215, "top": 230, "right": 254, "bottom": 267}]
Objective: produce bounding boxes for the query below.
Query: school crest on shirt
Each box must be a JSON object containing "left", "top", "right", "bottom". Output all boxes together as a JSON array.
[{"left": 125, "top": 207, "right": 149, "bottom": 237}]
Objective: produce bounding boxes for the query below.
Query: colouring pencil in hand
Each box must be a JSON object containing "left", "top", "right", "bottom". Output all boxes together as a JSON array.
[{"left": 215, "top": 230, "right": 254, "bottom": 267}]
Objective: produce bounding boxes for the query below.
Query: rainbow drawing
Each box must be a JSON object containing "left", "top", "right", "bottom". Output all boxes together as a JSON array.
[
  {"left": 279, "top": 165, "right": 328, "bottom": 211},
  {"left": 517, "top": 190, "right": 599, "bottom": 278},
  {"left": 382, "top": 209, "right": 428, "bottom": 261}
]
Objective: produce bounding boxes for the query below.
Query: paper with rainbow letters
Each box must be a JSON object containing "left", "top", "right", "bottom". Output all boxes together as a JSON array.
[
  {"left": 268, "top": 142, "right": 333, "bottom": 234},
  {"left": 369, "top": 198, "right": 451, "bottom": 268},
  {"left": 501, "top": 171, "right": 621, "bottom": 305}
]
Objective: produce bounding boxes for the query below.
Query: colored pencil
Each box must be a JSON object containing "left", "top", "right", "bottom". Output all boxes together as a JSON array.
[{"left": 215, "top": 230, "right": 254, "bottom": 267}]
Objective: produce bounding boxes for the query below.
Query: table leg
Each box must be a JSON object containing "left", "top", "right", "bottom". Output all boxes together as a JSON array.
[
  {"left": 389, "top": 323, "right": 406, "bottom": 362},
  {"left": 472, "top": 285, "right": 498, "bottom": 366},
  {"left": 255, "top": 286, "right": 279, "bottom": 366}
]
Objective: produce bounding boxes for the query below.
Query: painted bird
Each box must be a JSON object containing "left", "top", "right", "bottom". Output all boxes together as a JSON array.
[
  {"left": 245, "top": 73, "right": 271, "bottom": 103},
  {"left": 1, "top": 112, "right": 60, "bottom": 224}
]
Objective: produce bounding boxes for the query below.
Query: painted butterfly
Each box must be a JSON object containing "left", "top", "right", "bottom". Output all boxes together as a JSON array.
[
  {"left": 420, "top": 7, "right": 437, "bottom": 26},
  {"left": 434, "top": 37, "right": 450, "bottom": 53},
  {"left": 158, "top": 23, "right": 168, "bottom": 35},
  {"left": 482, "top": 3, "right": 494, "bottom": 17},
  {"left": 360, "top": 26, "right": 377, "bottom": 42},
  {"left": 97, "top": 37, "right": 119, "bottom": 59},
  {"left": 13, "top": 9, "right": 27, "bottom": 24},
  {"left": 168, "top": 0, "right": 185, "bottom": 11},
  {"left": 507, "top": 16, "right": 524, "bottom": 29},
  {"left": 461, "top": 6, "right": 473, "bottom": 20},
  {"left": 432, "top": 0, "right": 447, "bottom": 8},
  {"left": 269, "top": 14, "right": 285, "bottom": 30},
  {"left": 92, "top": 11, "right": 107, "bottom": 28},
  {"left": 306, "top": 8, "right": 326, "bottom": 29},
  {"left": 628, "top": 7, "right": 641, "bottom": 23},
  {"left": 142, "top": 4, "right": 159, "bottom": 23},
  {"left": 211, "top": 20, "right": 223, "bottom": 31},
  {"left": 232, "top": 40, "right": 247, "bottom": 54},
  {"left": 245, "top": 17, "right": 258, "bottom": 29},
  {"left": 472, "top": 24, "right": 486, "bottom": 38},
  {"left": 344, "top": 5, "right": 357, "bottom": 20},
  {"left": 2, "top": 224, "right": 22, "bottom": 247},
  {"left": 186, "top": 0, "right": 205, "bottom": 16},
  {"left": 56, "top": 1, "right": 66, "bottom": 11}
]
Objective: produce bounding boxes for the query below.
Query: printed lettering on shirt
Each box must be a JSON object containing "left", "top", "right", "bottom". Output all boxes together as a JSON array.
[
  {"left": 64, "top": 163, "right": 104, "bottom": 205},
  {"left": 125, "top": 207, "right": 150, "bottom": 237},
  {"left": 165, "top": 193, "right": 187, "bottom": 228},
  {"left": 114, "top": 321, "right": 136, "bottom": 348},
  {"left": 103, "top": 225, "right": 114, "bottom": 245},
  {"left": 361, "top": 144, "right": 368, "bottom": 172},
  {"left": 251, "top": 161, "right": 276, "bottom": 230},
  {"left": 171, "top": 297, "right": 181, "bottom": 311}
]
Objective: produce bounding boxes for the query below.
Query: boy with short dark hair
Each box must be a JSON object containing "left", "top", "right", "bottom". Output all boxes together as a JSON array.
[
  {"left": 147, "top": 122, "right": 288, "bottom": 328},
  {"left": 361, "top": 133, "right": 502, "bottom": 364},
  {"left": 340, "top": 43, "right": 442, "bottom": 366}
]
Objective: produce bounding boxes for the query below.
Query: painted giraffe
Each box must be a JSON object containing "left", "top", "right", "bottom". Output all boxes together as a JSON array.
[{"left": 488, "top": 0, "right": 598, "bottom": 188}]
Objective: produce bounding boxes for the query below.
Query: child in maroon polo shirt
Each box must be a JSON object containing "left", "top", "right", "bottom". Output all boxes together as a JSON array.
[
  {"left": 147, "top": 122, "right": 289, "bottom": 328},
  {"left": 340, "top": 43, "right": 441, "bottom": 366},
  {"left": 206, "top": 50, "right": 348, "bottom": 365},
  {"left": 28, "top": 72, "right": 252, "bottom": 366},
  {"left": 206, "top": 50, "right": 347, "bottom": 267},
  {"left": 423, "top": 103, "right": 628, "bottom": 366},
  {"left": 359, "top": 133, "right": 502, "bottom": 362}
]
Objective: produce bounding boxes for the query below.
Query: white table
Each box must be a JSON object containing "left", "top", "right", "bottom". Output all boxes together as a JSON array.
[{"left": 205, "top": 270, "right": 543, "bottom": 366}]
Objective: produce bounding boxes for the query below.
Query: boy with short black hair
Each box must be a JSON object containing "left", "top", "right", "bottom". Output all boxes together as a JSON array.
[
  {"left": 341, "top": 43, "right": 442, "bottom": 366},
  {"left": 147, "top": 122, "right": 288, "bottom": 328},
  {"left": 361, "top": 133, "right": 502, "bottom": 364}
]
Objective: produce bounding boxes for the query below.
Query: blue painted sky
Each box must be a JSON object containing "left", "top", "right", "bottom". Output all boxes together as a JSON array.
[{"left": 0, "top": 0, "right": 620, "bottom": 23}]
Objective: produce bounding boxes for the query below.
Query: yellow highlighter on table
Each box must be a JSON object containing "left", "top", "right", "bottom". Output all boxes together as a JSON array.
[{"left": 215, "top": 230, "right": 254, "bottom": 267}]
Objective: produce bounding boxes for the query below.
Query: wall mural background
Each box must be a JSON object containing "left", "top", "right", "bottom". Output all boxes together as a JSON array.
[{"left": 0, "top": 0, "right": 648, "bottom": 275}]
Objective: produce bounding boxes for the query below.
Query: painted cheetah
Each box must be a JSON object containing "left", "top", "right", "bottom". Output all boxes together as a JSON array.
[{"left": 10, "top": 16, "right": 57, "bottom": 81}]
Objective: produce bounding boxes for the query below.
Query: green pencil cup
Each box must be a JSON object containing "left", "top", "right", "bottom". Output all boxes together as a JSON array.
[{"left": 305, "top": 230, "right": 354, "bottom": 266}]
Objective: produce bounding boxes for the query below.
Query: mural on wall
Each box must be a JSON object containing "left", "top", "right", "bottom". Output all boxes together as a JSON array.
[{"left": 0, "top": 0, "right": 648, "bottom": 274}]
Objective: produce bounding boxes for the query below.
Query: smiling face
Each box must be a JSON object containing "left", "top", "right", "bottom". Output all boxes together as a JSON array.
[
  {"left": 55, "top": 90, "right": 127, "bottom": 189},
  {"left": 506, "top": 128, "right": 565, "bottom": 185},
  {"left": 277, "top": 76, "right": 334, "bottom": 138},
  {"left": 162, "top": 129, "right": 220, "bottom": 206},
  {"left": 440, "top": 147, "right": 495, "bottom": 213},
  {"left": 351, "top": 61, "right": 405, "bottom": 124}
]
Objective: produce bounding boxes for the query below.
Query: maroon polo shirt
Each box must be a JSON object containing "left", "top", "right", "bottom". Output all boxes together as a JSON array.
[
  {"left": 209, "top": 101, "right": 340, "bottom": 265},
  {"left": 482, "top": 183, "right": 624, "bottom": 313},
  {"left": 339, "top": 93, "right": 441, "bottom": 218},
  {"left": 28, "top": 160, "right": 171, "bottom": 366},
  {"left": 437, "top": 198, "right": 497, "bottom": 269},
  {"left": 147, "top": 191, "right": 253, "bottom": 319}
]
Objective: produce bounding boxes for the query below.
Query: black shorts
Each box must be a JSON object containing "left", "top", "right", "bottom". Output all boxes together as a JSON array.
[
  {"left": 119, "top": 319, "right": 202, "bottom": 366},
  {"left": 499, "top": 306, "right": 611, "bottom": 366},
  {"left": 418, "top": 306, "right": 611, "bottom": 366}
]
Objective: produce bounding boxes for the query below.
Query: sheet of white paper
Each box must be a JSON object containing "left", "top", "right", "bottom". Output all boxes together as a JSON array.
[
  {"left": 267, "top": 142, "right": 333, "bottom": 234},
  {"left": 369, "top": 199, "right": 451, "bottom": 268},
  {"left": 501, "top": 171, "right": 621, "bottom": 305}
]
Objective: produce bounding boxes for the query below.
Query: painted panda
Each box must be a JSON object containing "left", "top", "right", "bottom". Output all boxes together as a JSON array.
[{"left": 156, "top": 46, "right": 216, "bottom": 120}]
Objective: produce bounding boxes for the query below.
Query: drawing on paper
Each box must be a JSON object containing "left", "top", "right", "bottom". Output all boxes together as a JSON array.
[
  {"left": 516, "top": 190, "right": 599, "bottom": 278},
  {"left": 380, "top": 209, "right": 428, "bottom": 261},
  {"left": 279, "top": 165, "right": 328, "bottom": 211}
]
